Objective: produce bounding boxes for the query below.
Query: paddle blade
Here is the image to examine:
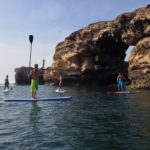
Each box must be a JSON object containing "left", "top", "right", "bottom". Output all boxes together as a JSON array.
[{"left": 29, "top": 35, "right": 33, "bottom": 44}]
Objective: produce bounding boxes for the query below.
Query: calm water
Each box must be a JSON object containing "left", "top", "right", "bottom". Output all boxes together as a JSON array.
[{"left": 0, "top": 85, "right": 150, "bottom": 150}]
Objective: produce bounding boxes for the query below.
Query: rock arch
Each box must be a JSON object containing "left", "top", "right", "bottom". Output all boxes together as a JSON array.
[{"left": 46, "top": 5, "right": 150, "bottom": 88}]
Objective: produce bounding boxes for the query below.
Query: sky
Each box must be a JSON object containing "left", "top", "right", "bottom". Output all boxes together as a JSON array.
[{"left": 0, "top": 0, "right": 149, "bottom": 83}]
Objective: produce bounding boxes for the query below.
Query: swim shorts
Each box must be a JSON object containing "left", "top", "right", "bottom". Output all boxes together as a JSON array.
[
  {"left": 31, "top": 80, "right": 38, "bottom": 92},
  {"left": 118, "top": 81, "right": 123, "bottom": 89}
]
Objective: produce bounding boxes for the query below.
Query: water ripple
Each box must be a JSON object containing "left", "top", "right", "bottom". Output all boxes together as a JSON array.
[{"left": 0, "top": 85, "right": 149, "bottom": 149}]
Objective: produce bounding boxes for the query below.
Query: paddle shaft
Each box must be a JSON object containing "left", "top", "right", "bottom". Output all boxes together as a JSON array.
[
  {"left": 29, "top": 35, "right": 33, "bottom": 68},
  {"left": 29, "top": 43, "right": 32, "bottom": 68}
]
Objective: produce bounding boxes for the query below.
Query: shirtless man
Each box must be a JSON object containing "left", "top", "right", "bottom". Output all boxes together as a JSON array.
[{"left": 117, "top": 73, "right": 125, "bottom": 91}]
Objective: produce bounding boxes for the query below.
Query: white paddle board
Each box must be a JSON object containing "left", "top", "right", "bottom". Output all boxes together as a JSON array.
[
  {"left": 3, "top": 89, "right": 13, "bottom": 93},
  {"left": 55, "top": 89, "right": 66, "bottom": 93}
]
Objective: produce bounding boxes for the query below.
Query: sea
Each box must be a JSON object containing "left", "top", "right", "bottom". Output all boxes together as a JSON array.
[{"left": 0, "top": 84, "right": 150, "bottom": 150}]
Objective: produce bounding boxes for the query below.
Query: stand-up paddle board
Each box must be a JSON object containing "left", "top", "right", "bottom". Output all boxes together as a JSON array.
[
  {"left": 55, "top": 89, "right": 66, "bottom": 93},
  {"left": 5, "top": 96, "right": 72, "bottom": 102},
  {"left": 4, "top": 89, "right": 9, "bottom": 93},
  {"left": 108, "top": 91, "right": 130, "bottom": 94},
  {"left": 3, "top": 89, "right": 13, "bottom": 93}
]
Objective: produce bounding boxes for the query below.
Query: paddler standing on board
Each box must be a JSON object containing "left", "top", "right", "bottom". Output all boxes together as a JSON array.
[
  {"left": 117, "top": 73, "right": 125, "bottom": 91},
  {"left": 29, "top": 60, "right": 45, "bottom": 99},
  {"left": 30, "top": 64, "right": 40, "bottom": 99},
  {"left": 4, "top": 75, "right": 9, "bottom": 90},
  {"left": 58, "top": 72, "right": 63, "bottom": 92}
]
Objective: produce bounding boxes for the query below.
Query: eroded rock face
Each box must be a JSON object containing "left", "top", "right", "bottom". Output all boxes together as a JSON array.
[
  {"left": 15, "top": 67, "right": 31, "bottom": 85},
  {"left": 129, "top": 37, "right": 150, "bottom": 88},
  {"left": 46, "top": 21, "right": 129, "bottom": 84},
  {"left": 45, "top": 5, "right": 149, "bottom": 87}
]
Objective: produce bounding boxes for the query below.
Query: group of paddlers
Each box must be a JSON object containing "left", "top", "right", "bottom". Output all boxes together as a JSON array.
[
  {"left": 3, "top": 64, "right": 63, "bottom": 99},
  {"left": 4, "top": 64, "right": 126, "bottom": 99}
]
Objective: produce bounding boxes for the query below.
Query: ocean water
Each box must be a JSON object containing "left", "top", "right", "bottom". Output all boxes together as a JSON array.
[{"left": 0, "top": 85, "right": 150, "bottom": 150}]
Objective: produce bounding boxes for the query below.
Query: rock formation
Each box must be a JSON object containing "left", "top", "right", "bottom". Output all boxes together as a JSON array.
[
  {"left": 44, "top": 5, "right": 150, "bottom": 88},
  {"left": 15, "top": 67, "right": 31, "bottom": 85},
  {"left": 15, "top": 59, "right": 45, "bottom": 85},
  {"left": 15, "top": 67, "right": 45, "bottom": 85},
  {"left": 129, "top": 37, "right": 150, "bottom": 88}
]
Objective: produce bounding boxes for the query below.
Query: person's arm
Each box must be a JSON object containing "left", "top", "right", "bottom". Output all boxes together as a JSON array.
[
  {"left": 28, "top": 69, "right": 33, "bottom": 79},
  {"left": 117, "top": 76, "right": 119, "bottom": 82},
  {"left": 39, "top": 59, "right": 45, "bottom": 75},
  {"left": 30, "top": 69, "right": 33, "bottom": 76},
  {"left": 42, "top": 59, "right": 45, "bottom": 69},
  {"left": 39, "top": 59, "right": 45, "bottom": 70}
]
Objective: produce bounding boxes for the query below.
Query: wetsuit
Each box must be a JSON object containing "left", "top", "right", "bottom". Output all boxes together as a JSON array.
[{"left": 4, "top": 78, "right": 9, "bottom": 90}]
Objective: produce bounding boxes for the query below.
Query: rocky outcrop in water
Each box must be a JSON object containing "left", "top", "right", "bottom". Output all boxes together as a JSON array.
[
  {"left": 15, "top": 67, "right": 45, "bottom": 85},
  {"left": 15, "top": 60, "right": 45, "bottom": 85},
  {"left": 15, "top": 67, "right": 31, "bottom": 85},
  {"left": 44, "top": 5, "right": 150, "bottom": 88},
  {"left": 129, "top": 37, "right": 150, "bottom": 88}
]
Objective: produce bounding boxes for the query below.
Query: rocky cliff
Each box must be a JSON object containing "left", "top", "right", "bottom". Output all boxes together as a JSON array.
[
  {"left": 45, "top": 5, "right": 150, "bottom": 88},
  {"left": 129, "top": 37, "right": 150, "bottom": 88}
]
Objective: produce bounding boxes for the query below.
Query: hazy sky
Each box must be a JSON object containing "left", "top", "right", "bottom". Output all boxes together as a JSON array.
[{"left": 0, "top": 0, "right": 149, "bottom": 83}]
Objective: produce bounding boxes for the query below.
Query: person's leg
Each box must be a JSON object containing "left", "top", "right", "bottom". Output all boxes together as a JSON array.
[
  {"left": 32, "top": 91, "right": 34, "bottom": 99},
  {"left": 120, "top": 81, "right": 124, "bottom": 91},
  {"left": 31, "top": 80, "right": 35, "bottom": 99},
  {"left": 33, "top": 92, "right": 36, "bottom": 99},
  {"left": 122, "top": 82, "right": 125, "bottom": 90},
  {"left": 6, "top": 85, "right": 9, "bottom": 89},
  {"left": 59, "top": 81, "right": 61, "bottom": 91},
  {"left": 118, "top": 82, "right": 121, "bottom": 91},
  {"left": 34, "top": 80, "right": 38, "bottom": 98},
  {"left": 4, "top": 83, "right": 6, "bottom": 89}
]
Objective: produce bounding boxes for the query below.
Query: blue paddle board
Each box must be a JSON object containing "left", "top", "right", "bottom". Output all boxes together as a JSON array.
[{"left": 5, "top": 96, "right": 72, "bottom": 102}]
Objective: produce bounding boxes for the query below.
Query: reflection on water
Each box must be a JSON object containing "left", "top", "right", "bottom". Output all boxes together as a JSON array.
[
  {"left": 0, "top": 85, "right": 149, "bottom": 149},
  {"left": 29, "top": 102, "right": 41, "bottom": 132}
]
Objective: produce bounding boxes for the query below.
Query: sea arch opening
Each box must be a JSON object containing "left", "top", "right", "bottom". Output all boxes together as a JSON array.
[{"left": 125, "top": 46, "right": 135, "bottom": 61}]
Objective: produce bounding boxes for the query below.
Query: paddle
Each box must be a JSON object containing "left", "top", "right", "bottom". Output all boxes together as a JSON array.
[
  {"left": 28, "top": 35, "right": 33, "bottom": 79},
  {"left": 29, "top": 35, "right": 33, "bottom": 68}
]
